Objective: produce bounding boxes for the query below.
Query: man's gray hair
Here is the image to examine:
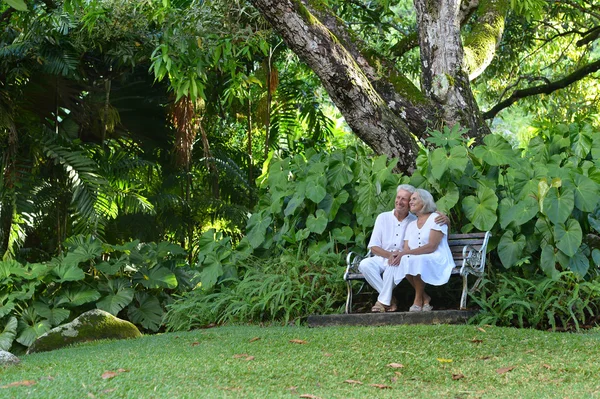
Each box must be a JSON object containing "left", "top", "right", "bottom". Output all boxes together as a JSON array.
[
  {"left": 396, "top": 184, "right": 416, "bottom": 194},
  {"left": 414, "top": 188, "right": 437, "bottom": 214}
]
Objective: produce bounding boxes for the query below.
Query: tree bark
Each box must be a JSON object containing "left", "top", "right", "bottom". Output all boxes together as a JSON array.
[{"left": 414, "top": 0, "right": 490, "bottom": 139}]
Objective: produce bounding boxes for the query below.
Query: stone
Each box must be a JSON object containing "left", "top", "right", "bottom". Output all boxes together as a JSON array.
[
  {"left": 0, "top": 350, "right": 20, "bottom": 366},
  {"left": 27, "top": 309, "right": 142, "bottom": 354}
]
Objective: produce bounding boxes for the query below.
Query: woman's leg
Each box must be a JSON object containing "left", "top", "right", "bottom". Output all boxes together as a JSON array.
[
  {"left": 412, "top": 275, "right": 425, "bottom": 307},
  {"left": 407, "top": 275, "right": 430, "bottom": 306}
]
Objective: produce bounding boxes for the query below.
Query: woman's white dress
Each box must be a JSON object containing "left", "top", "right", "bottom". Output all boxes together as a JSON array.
[{"left": 386, "top": 212, "right": 455, "bottom": 286}]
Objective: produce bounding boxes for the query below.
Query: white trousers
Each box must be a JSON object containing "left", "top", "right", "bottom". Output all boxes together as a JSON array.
[{"left": 358, "top": 256, "right": 395, "bottom": 305}]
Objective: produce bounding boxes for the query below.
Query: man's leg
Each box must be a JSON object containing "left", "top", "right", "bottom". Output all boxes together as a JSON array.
[
  {"left": 358, "top": 256, "right": 386, "bottom": 293},
  {"left": 377, "top": 267, "right": 397, "bottom": 306}
]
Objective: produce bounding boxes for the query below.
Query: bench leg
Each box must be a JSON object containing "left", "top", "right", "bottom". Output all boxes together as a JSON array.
[
  {"left": 460, "top": 274, "right": 468, "bottom": 310},
  {"left": 345, "top": 280, "right": 353, "bottom": 314}
]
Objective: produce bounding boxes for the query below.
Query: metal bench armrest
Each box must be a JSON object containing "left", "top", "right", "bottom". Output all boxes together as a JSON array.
[{"left": 344, "top": 250, "right": 371, "bottom": 280}]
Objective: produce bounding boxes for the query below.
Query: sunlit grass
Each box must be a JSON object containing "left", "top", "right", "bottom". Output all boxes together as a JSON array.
[{"left": 2, "top": 324, "right": 600, "bottom": 398}]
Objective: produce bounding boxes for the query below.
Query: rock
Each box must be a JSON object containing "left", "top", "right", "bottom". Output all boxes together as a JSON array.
[
  {"left": 27, "top": 309, "right": 142, "bottom": 354},
  {"left": 0, "top": 350, "right": 20, "bottom": 366}
]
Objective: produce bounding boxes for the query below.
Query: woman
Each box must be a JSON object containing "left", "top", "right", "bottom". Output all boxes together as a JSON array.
[{"left": 372, "top": 188, "right": 454, "bottom": 312}]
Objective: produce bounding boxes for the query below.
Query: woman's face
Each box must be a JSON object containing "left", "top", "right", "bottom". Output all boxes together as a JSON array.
[{"left": 409, "top": 193, "right": 424, "bottom": 214}]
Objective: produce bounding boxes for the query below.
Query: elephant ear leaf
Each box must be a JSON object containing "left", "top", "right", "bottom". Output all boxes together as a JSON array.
[
  {"left": 462, "top": 185, "right": 498, "bottom": 231},
  {"left": 498, "top": 230, "right": 526, "bottom": 269}
]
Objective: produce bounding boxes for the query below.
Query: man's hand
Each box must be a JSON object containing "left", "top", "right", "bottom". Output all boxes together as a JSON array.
[
  {"left": 388, "top": 251, "right": 401, "bottom": 266},
  {"left": 434, "top": 212, "right": 450, "bottom": 226}
]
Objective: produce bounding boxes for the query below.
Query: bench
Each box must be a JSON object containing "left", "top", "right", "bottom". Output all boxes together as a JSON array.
[{"left": 343, "top": 231, "right": 491, "bottom": 313}]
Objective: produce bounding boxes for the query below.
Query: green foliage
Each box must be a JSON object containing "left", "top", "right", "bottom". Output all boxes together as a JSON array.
[
  {"left": 192, "top": 145, "right": 402, "bottom": 293},
  {"left": 471, "top": 271, "right": 600, "bottom": 331},
  {"left": 0, "top": 235, "right": 193, "bottom": 351},
  {"left": 165, "top": 252, "right": 345, "bottom": 330}
]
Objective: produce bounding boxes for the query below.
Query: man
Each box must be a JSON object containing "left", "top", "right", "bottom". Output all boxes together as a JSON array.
[{"left": 358, "top": 184, "right": 447, "bottom": 312}]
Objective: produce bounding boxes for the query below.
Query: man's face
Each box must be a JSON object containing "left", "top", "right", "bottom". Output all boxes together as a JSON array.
[{"left": 395, "top": 189, "right": 412, "bottom": 216}]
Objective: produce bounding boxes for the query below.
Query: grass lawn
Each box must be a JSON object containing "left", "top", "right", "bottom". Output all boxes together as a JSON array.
[{"left": 1, "top": 323, "right": 600, "bottom": 398}]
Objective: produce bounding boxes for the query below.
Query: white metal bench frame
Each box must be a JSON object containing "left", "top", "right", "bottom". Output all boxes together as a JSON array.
[{"left": 343, "top": 231, "right": 491, "bottom": 313}]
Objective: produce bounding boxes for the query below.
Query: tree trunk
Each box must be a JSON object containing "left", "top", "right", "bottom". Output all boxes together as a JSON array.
[
  {"left": 414, "top": 0, "right": 490, "bottom": 139},
  {"left": 248, "top": 0, "right": 510, "bottom": 171}
]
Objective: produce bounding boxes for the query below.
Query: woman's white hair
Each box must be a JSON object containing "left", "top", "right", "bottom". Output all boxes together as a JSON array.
[
  {"left": 414, "top": 188, "right": 437, "bottom": 214},
  {"left": 397, "top": 184, "right": 416, "bottom": 194}
]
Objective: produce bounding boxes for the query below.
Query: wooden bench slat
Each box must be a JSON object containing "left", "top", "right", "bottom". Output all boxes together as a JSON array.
[{"left": 448, "top": 239, "right": 486, "bottom": 246}]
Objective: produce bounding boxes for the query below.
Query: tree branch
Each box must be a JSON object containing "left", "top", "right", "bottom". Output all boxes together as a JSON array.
[
  {"left": 483, "top": 58, "right": 600, "bottom": 119},
  {"left": 462, "top": 0, "right": 510, "bottom": 80}
]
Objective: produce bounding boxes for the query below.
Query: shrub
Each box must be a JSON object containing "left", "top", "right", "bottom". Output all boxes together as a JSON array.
[
  {"left": 0, "top": 235, "right": 193, "bottom": 352},
  {"left": 165, "top": 251, "right": 346, "bottom": 330},
  {"left": 470, "top": 271, "right": 600, "bottom": 331}
]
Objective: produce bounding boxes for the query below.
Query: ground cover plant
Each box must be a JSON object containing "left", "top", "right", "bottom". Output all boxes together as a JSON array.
[{"left": 2, "top": 324, "right": 600, "bottom": 398}]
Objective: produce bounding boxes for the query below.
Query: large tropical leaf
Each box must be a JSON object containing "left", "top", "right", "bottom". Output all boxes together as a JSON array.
[
  {"left": 498, "top": 230, "right": 526, "bottom": 268},
  {"left": 33, "top": 302, "right": 70, "bottom": 327},
  {"left": 56, "top": 287, "right": 102, "bottom": 307},
  {"left": 554, "top": 219, "right": 582, "bottom": 257},
  {"left": 540, "top": 244, "right": 560, "bottom": 279},
  {"left": 569, "top": 173, "right": 599, "bottom": 212},
  {"left": 127, "top": 292, "right": 163, "bottom": 332},
  {"left": 501, "top": 195, "right": 538, "bottom": 228},
  {"left": 96, "top": 279, "right": 135, "bottom": 315},
  {"left": 306, "top": 209, "right": 328, "bottom": 234},
  {"left": 462, "top": 185, "right": 498, "bottom": 231},
  {"left": 543, "top": 187, "right": 574, "bottom": 225},
  {"left": 133, "top": 266, "right": 178, "bottom": 289},
  {"left": 472, "top": 134, "right": 516, "bottom": 166}
]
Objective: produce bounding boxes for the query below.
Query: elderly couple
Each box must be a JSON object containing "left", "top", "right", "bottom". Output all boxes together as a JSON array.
[{"left": 359, "top": 184, "right": 454, "bottom": 313}]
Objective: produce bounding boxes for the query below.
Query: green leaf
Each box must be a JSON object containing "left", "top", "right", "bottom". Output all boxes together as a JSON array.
[
  {"left": 16, "top": 320, "right": 51, "bottom": 347},
  {"left": 592, "top": 249, "right": 600, "bottom": 266},
  {"left": 156, "top": 241, "right": 187, "bottom": 258},
  {"left": 33, "top": 303, "right": 70, "bottom": 327},
  {"left": 472, "top": 134, "right": 516, "bottom": 166},
  {"left": 62, "top": 240, "right": 103, "bottom": 266},
  {"left": 543, "top": 187, "right": 574, "bottom": 225},
  {"left": 295, "top": 228, "right": 310, "bottom": 242},
  {"left": 96, "top": 280, "right": 135, "bottom": 315},
  {"left": 199, "top": 258, "right": 223, "bottom": 290},
  {"left": 332, "top": 226, "right": 354, "bottom": 244},
  {"left": 462, "top": 185, "right": 498, "bottom": 231},
  {"left": 435, "top": 183, "right": 459, "bottom": 214},
  {"left": 498, "top": 230, "right": 526, "bottom": 268},
  {"left": 51, "top": 263, "right": 85, "bottom": 282},
  {"left": 430, "top": 148, "right": 450, "bottom": 180},
  {"left": 134, "top": 266, "right": 178, "bottom": 289},
  {"left": 306, "top": 209, "right": 328, "bottom": 234},
  {"left": 246, "top": 212, "right": 272, "bottom": 248},
  {"left": 127, "top": 292, "right": 163, "bottom": 332},
  {"left": 305, "top": 181, "right": 327, "bottom": 204},
  {"left": 0, "top": 317, "right": 17, "bottom": 351},
  {"left": 95, "top": 260, "right": 124, "bottom": 275},
  {"left": 571, "top": 125, "right": 593, "bottom": 159},
  {"left": 540, "top": 245, "right": 560, "bottom": 279},
  {"left": 431, "top": 146, "right": 469, "bottom": 180},
  {"left": 327, "top": 154, "right": 354, "bottom": 191},
  {"left": 554, "top": 219, "right": 582, "bottom": 257},
  {"left": 568, "top": 248, "right": 589, "bottom": 277},
  {"left": 570, "top": 173, "right": 599, "bottom": 212},
  {"left": 57, "top": 288, "right": 101, "bottom": 307},
  {"left": 6, "top": 0, "right": 28, "bottom": 11},
  {"left": 502, "top": 195, "right": 538, "bottom": 227}
]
